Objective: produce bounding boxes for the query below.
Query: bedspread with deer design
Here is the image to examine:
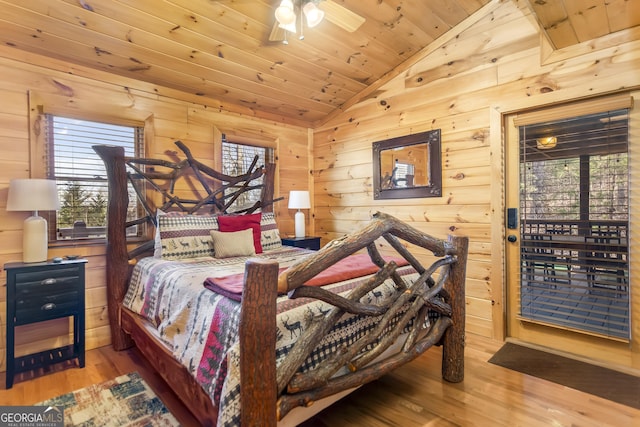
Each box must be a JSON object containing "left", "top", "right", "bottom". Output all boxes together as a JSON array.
[{"left": 123, "top": 247, "right": 419, "bottom": 427}]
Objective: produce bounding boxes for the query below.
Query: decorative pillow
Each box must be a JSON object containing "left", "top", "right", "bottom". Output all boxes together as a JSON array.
[
  {"left": 210, "top": 229, "right": 256, "bottom": 258},
  {"left": 217, "top": 212, "right": 263, "bottom": 253},
  {"left": 153, "top": 209, "right": 165, "bottom": 258},
  {"left": 260, "top": 212, "right": 282, "bottom": 252},
  {"left": 154, "top": 209, "right": 194, "bottom": 258},
  {"left": 158, "top": 213, "right": 219, "bottom": 260}
]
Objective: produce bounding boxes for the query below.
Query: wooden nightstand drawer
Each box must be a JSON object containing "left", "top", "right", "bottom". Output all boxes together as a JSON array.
[
  {"left": 15, "top": 265, "right": 82, "bottom": 286},
  {"left": 15, "top": 290, "right": 81, "bottom": 323},
  {"left": 15, "top": 272, "right": 81, "bottom": 296}
]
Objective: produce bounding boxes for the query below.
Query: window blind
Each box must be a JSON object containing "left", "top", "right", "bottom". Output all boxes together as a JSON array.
[
  {"left": 518, "top": 107, "right": 630, "bottom": 340},
  {"left": 45, "top": 115, "right": 143, "bottom": 240}
]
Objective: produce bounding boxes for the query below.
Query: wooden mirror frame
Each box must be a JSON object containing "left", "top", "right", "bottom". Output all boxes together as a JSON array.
[{"left": 372, "top": 129, "right": 442, "bottom": 200}]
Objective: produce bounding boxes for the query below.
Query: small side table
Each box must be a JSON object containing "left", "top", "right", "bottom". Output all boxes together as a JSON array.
[
  {"left": 4, "top": 258, "right": 87, "bottom": 389},
  {"left": 281, "top": 236, "right": 321, "bottom": 251}
]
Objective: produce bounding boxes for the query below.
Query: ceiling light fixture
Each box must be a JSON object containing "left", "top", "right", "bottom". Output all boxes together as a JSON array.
[
  {"left": 275, "top": 0, "right": 325, "bottom": 41},
  {"left": 536, "top": 136, "right": 557, "bottom": 149}
]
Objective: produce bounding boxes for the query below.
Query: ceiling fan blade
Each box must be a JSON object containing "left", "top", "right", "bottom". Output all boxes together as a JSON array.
[
  {"left": 269, "top": 22, "right": 286, "bottom": 42},
  {"left": 319, "top": 0, "right": 365, "bottom": 33}
]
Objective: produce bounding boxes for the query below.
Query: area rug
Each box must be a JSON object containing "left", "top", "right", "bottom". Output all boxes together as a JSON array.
[
  {"left": 37, "top": 371, "right": 180, "bottom": 426},
  {"left": 489, "top": 342, "right": 640, "bottom": 409}
]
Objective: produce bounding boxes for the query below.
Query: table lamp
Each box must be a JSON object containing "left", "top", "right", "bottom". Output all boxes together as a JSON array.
[
  {"left": 6, "top": 179, "right": 61, "bottom": 263},
  {"left": 288, "top": 190, "right": 310, "bottom": 238}
]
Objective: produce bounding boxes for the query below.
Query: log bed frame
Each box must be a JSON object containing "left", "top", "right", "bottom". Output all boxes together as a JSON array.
[{"left": 94, "top": 141, "right": 469, "bottom": 427}]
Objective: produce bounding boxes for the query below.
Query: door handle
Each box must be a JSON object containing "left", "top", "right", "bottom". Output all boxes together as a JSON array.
[{"left": 507, "top": 235, "right": 517, "bottom": 243}]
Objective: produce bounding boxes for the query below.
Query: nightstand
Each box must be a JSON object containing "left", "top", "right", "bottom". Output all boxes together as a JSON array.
[
  {"left": 4, "top": 259, "right": 87, "bottom": 389},
  {"left": 281, "top": 236, "right": 321, "bottom": 251}
]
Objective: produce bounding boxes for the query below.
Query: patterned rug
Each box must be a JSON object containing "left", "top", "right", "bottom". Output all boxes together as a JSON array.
[{"left": 37, "top": 372, "right": 180, "bottom": 426}]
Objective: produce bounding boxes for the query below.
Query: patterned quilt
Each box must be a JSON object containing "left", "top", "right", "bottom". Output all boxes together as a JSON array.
[{"left": 123, "top": 247, "right": 418, "bottom": 426}]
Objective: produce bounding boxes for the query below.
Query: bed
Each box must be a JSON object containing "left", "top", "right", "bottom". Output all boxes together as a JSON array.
[{"left": 94, "top": 141, "right": 469, "bottom": 427}]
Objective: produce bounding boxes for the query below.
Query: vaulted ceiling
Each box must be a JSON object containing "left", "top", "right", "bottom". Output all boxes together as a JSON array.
[
  {"left": 528, "top": 0, "right": 640, "bottom": 50},
  {"left": 0, "top": 0, "right": 638, "bottom": 128}
]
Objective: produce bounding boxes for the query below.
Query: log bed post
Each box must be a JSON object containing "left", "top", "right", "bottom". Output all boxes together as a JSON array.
[
  {"left": 94, "top": 145, "right": 134, "bottom": 351},
  {"left": 441, "top": 234, "right": 469, "bottom": 383},
  {"left": 240, "top": 258, "right": 280, "bottom": 426}
]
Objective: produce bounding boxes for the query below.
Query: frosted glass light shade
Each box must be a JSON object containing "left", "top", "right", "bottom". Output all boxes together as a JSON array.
[
  {"left": 278, "top": 17, "right": 297, "bottom": 34},
  {"left": 7, "top": 179, "right": 60, "bottom": 263},
  {"left": 275, "top": 0, "right": 296, "bottom": 25},
  {"left": 303, "top": 2, "right": 325, "bottom": 28}
]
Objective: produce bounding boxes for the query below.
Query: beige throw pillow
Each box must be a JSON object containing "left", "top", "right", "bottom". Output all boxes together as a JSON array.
[{"left": 210, "top": 228, "right": 256, "bottom": 258}]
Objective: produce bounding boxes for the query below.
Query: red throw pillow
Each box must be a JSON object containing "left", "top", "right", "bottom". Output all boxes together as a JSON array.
[{"left": 217, "top": 213, "right": 263, "bottom": 253}]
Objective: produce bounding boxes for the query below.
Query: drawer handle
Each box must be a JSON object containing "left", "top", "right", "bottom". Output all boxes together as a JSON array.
[
  {"left": 41, "top": 278, "right": 57, "bottom": 285},
  {"left": 41, "top": 303, "right": 57, "bottom": 311}
]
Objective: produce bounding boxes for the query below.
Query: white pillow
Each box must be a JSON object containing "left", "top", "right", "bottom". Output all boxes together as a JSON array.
[{"left": 210, "top": 228, "right": 256, "bottom": 258}]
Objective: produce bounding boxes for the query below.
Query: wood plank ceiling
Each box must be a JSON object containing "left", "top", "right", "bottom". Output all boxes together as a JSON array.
[
  {"left": 528, "top": 0, "right": 640, "bottom": 50},
  {"left": 0, "top": 0, "right": 637, "bottom": 127}
]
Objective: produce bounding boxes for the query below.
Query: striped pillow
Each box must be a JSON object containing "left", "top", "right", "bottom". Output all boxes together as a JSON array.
[
  {"left": 158, "top": 213, "right": 219, "bottom": 260},
  {"left": 260, "top": 212, "right": 282, "bottom": 251}
]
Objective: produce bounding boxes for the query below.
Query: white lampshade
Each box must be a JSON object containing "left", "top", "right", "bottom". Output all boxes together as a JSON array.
[
  {"left": 288, "top": 190, "right": 310, "bottom": 209},
  {"left": 303, "top": 2, "right": 325, "bottom": 28},
  {"left": 288, "top": 190, "right": 310, "bottom": 238},
  {"left": 7, "top": 179, "right": 61, "bottom": 212},
  {"left": 7, "top": 179, "right": 60, "bottom": 263}
]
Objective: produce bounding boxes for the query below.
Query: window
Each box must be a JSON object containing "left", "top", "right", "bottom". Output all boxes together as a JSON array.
[
  {"left": 221, "top": 137, "right": 274, "bottom": 211},
  {"left": 393, "top": 161, "right": 415, "bottom": 188},
  {"left": 45, "top": 115, "right": 143, "bottom": 240}
]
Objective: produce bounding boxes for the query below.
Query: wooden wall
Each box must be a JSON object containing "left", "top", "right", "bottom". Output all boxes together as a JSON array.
[
  {"left": 0, "top": 46, "right": 311, "bottom": 371},
  {"left": 312, "top": 0, "right": 640, "bottom": 364}
]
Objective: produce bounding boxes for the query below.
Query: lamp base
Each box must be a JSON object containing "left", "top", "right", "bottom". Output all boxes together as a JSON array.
[
  {"left": 294, "top": 210, "right": 306, "bottom": 238},
  {"left": 23, "top": 215, "right": 48, "bottom": 263}
]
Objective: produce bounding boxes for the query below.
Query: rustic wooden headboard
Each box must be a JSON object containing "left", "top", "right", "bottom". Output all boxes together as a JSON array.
[{"left": 93, "top": 140, "right": 277, "bottom": 348}]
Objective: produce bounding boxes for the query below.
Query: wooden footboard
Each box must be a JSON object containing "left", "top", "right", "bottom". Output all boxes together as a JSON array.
[
  {"left": 248, "top": 212, "right": 468, "bottom": 423},
  {"left": 95, "top": 142, "right": 468, "bottom": 427}
]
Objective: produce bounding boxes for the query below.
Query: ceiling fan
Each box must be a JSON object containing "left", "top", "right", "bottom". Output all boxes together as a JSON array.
[{"left": 269, "top": 0, "right": 366, "bottom": 44}]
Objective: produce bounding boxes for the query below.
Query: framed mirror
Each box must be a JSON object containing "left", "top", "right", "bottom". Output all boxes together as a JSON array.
[{"left": 372, "top": 129, "right": 442, "bottom": 200}]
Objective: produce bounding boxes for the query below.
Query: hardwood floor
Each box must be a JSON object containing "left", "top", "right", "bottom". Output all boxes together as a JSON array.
[{"left": 1, "top": 334, "right": 638, "bottom": 426}]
